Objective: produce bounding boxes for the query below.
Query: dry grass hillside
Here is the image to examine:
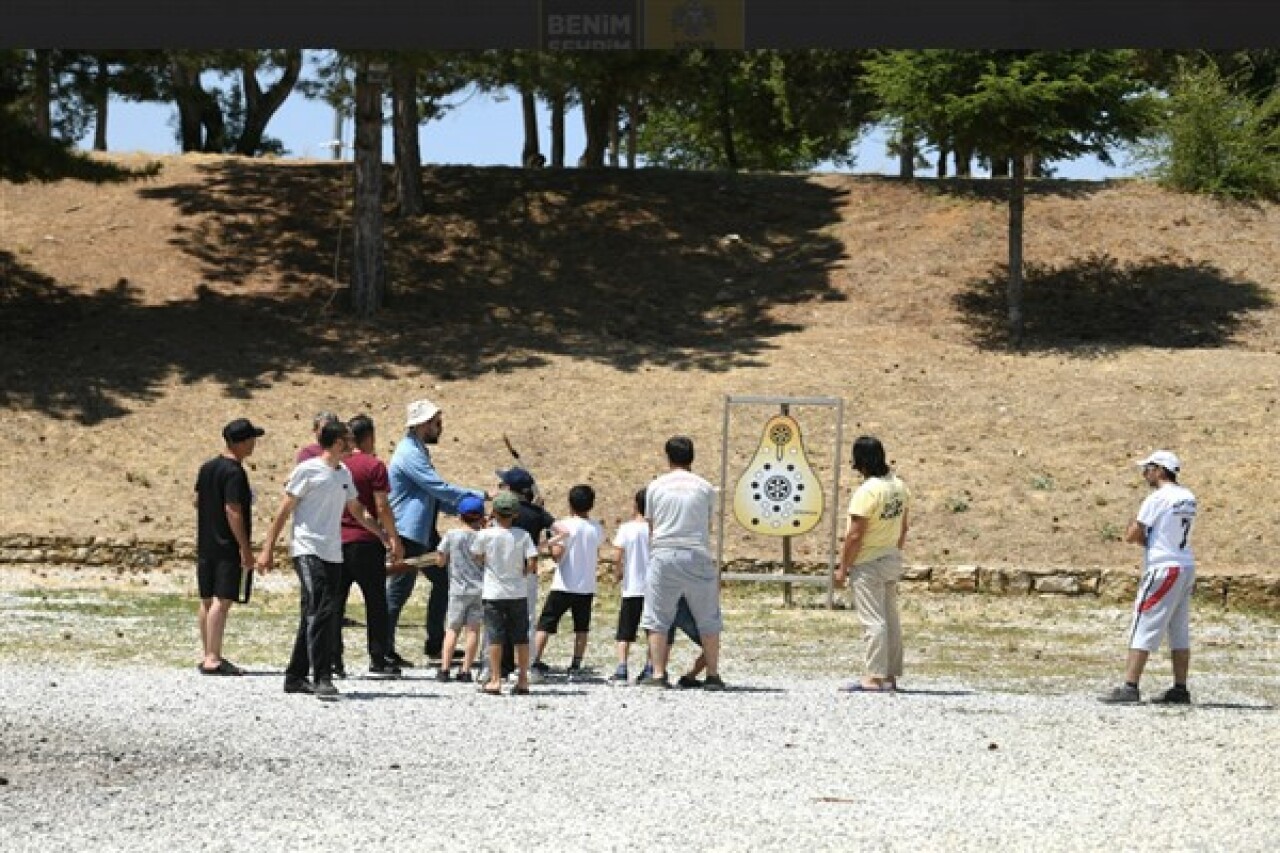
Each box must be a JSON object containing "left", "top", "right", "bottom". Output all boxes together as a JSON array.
[{"left": 2, "top": 154, "right": 1277, "bottom": 573}]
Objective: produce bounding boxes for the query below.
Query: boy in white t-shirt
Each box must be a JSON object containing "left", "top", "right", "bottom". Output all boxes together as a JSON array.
[
  {"left": 611, "top": 488, "right": 651, "bottom": 683},
  {"left": 435, "top": 494, "right": 488, "bottom": 683},
  {"left": 531, "top": 485, "right": 604, "bottom": 677},
  {"left": 471, "top": 491, "right": 539, "bottom": 695}
]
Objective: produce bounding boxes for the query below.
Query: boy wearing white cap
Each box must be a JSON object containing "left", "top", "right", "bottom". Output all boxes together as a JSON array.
[{"left": 1099, "top": 450, "right": 1198, "bottom": 705}]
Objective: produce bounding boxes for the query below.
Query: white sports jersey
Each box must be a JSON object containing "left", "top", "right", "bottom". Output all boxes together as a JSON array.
[{"left": 1137, "top": 483, "right": 1197, "bottom": 568}]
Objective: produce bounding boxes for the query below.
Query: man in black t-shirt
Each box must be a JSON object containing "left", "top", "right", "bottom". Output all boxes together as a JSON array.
[{"left": 194, "top": 418, "right": 265, "bottom": 676}]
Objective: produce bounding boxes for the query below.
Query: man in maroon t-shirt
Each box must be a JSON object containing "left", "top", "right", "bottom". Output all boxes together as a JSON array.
[
  {"left": 296, "top": 411, "right": 339, "bottom": 464},
  {"left": 333, "top": 414, "right": 405, "bottom": 677}
]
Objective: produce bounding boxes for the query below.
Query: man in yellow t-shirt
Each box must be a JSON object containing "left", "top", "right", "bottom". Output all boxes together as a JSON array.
[{"left": 834, "top": 436, "right": 911, "bottom": 693}]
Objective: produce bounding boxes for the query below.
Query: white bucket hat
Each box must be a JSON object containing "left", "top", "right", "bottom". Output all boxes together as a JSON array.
[{"left": 405, "top": 399, "right": 441, "bottom": 428}]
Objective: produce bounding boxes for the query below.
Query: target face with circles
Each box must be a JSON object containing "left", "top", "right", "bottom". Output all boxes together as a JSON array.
[{"left": 732, "top": 413, "right": 824, "bottom": 537}]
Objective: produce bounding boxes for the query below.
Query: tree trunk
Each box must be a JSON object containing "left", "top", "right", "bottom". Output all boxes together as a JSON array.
[
  {"left": 954, "top": 141, "right": 973, "bottom": 178},
  {"left": 607, "top": 103, "right": 620, "bottom": 168},
  {"left": 200, "top": 98, "right": 226, "bottom": 153},
  {"left": 580, "top": 95, "right": 611, "bottom": 168},
  {"left": 898, "top": 130, "right": 915, "bottom": 180},
  {"left": 391, "top": 60, "right": 424, "bottom": 217},
  {"left": 990, "top": 155, "right": 1009, "bottom": 178},
  {"left": 170, "top": 58, "right": 205, "bottom": 152},
  {"left": 520, "top": 88, "right": 541, "bottom": 167},
  {"left": 937, "top": 143, "right": 949, "bottom": 179},
  {"left": 92, "top": 57, "right": 109, "bottom": 151},
  {"left": 32, "top": 50, "right": 52, "bottom": 138},
  {"left": 717, "top": 74, "right": 738, "bottom": 171},
  {"left": 351, "top": 61, "right": 386, "bottom": 317},
  {"left": 549, "top": 90, "right": 566, "bottom": 168},
  {"left": 1007, "top": 153, "right": 1026, "bottom": 347},
  {"left": 625, "top": 97, "right": 638, "bottom": 170},
  {"left": 233, "top": 49, "right": 302, "bottom": 156}
]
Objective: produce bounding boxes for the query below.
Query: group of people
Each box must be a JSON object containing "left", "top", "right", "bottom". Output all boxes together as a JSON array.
[
  {"left": 192, "top": 399, "right": 727, "bottom": 700},
  {"left": 194, "top": 400, "right": 1200, "bottom": 705}
]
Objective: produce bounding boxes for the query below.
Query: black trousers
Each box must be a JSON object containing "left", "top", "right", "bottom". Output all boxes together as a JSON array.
[
  {"left": 386, "top": 535, "right": 449, "bottom": 660},
  {"left": 286, "top": 555, "right": 340, "bottom": 681},
  {"left": 335, "top": 540, "right": 390, "bottom": 668}
]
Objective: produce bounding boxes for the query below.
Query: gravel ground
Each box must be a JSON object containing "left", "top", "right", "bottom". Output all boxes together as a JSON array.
[{"left": 1, "top": 665, "right": 1277, "bottom": 852}]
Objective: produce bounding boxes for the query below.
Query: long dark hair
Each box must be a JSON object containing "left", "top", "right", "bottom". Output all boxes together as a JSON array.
[{"left": 851, "top": 435, "right": 890, "bottom": 477}]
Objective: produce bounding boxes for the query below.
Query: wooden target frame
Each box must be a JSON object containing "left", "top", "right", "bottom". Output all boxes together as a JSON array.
[{"left": 716, "top": 395, "right": 844, "bottom": 608}]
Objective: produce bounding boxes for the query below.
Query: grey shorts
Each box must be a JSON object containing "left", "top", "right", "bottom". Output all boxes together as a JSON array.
[
  {"left": 446, "top": 592, "right": 484, "bottom": 631},
  {"left": 640, "top": 547, "right": 722, "bottom": 636}
]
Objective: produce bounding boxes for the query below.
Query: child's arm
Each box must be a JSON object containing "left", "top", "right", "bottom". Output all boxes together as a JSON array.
[{"left": 546, "top": 522, "right": 568, "bottom": 561}]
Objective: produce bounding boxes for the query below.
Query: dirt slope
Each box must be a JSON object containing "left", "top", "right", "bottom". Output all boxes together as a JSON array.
[{"left": 2, "top": 154, "right": 1277, "bottom": 571}]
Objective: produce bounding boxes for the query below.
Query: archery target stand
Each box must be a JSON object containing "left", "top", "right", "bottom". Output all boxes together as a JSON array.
[{"left": 717, "top": 395, "right": 844, "bottom": 608}]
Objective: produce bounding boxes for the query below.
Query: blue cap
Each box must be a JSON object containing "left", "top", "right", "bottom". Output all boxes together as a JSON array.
[{"left": 457, "top": 495, "right": 486, "bottom": 518}]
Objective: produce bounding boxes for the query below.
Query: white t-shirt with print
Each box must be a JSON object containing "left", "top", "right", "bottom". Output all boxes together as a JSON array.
[
  {"left": 285, "top": 458, "right": 356, "bottom": 563},
  {"left": 1137, "top": 483, "right": 1197, "bottom": 568},
  {"left": 612, "top": 519, "right": 651, "bottom": 598}
]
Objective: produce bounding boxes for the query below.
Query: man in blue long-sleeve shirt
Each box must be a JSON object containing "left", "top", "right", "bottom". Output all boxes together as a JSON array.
[{"left": 385, "top": 398, "right": 486, "bottom": 668}]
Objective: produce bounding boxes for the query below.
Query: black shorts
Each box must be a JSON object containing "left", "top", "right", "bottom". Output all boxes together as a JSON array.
[
  {"left": 484, "top": 598, "right": 530, "bottom": 647},
  {"left": 197, "top": 554, "right": 246, "bottom": 601},
  {"left": 615, "top": 596, "right": 645, "bottom": 642},
  {"left": 536, "top": 590, "right": 594, "bottom": 634}
]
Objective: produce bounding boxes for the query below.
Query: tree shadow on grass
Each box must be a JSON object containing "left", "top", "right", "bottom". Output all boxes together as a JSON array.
[
  {"left": 863, "top": 175, "right": 1115, "bottom": 202},
  {"left": 954, "top": 252, "right": 1274, "bottom": 353},
  {"left": 3, "top": 162, "right": 848, "bottom": 423}
]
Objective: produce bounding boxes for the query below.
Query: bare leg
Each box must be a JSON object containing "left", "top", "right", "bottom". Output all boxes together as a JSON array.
[
  {"left": 1123, "top": 648, "right": 1150, "bottom": 685},
  {"left": 203, "top": 597, "right": 233, "bottom": 668},
  {"left": 439, "top": 628, "right": 459, "bottom": 674},
  {"left": 198, "top": 598, "right": 212, "bottom": 663},
  {"left": 461, "top": 626, "right": 480, "bottom": 672},
  {"left": 532, "top": 630, "right": 550, "bottom": 663},
  {"left": 1171, "top": 648, "right": 1190, "bottom": 684},
  {"left": 616, "top": 640, "right": 631, "bottom": 668},
  {"left": 572, "top": 631, "right": 589, "bottom": 661},
  {"left": 647, "top": 631, "right": 671, "bottom": 679},
  {"left": 515, "top": 643, "right": 530, "bottom": 691},
  {"left": 701, "top": 632, "right": 721, "bottom": 678},
  {"left": 683, "top": 652, "right": 707, "bottom": 679},
  {"left": 484, "top": 644, "right": 502, "bottom": 691}
]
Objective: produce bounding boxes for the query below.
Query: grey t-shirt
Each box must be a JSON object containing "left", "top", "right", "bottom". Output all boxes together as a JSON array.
[
  {"left": 438, "top": 527, "right": 484, "bottom": 596},
  {"left": 646, "top": 469, "right": 715, "bottom": 554}
]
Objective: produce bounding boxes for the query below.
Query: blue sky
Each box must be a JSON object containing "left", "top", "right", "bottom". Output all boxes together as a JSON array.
[{"left": 88, "top": 82, "right": 1139, "bottom": 180}]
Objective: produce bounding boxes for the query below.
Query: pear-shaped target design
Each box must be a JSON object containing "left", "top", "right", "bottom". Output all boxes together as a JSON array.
[{"left": 732, "top": 413, "right": 824, "bottom": 537}]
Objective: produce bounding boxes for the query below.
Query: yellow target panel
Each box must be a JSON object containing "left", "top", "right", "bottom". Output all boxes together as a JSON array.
[{"left": 731, "top": 413, "right": 824, "bottom": 537}]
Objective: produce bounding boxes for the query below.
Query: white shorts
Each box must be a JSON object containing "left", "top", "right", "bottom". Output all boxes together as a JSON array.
[{"left": 1128, "top": 564, "right": 1195, "bottom": 652}]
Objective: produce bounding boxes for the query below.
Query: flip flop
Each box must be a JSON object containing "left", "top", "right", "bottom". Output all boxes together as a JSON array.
[
  {"left": 512, "top": 685, "right": 531, "bottom": 695},
  {"left": 838, "top": 681, "right": 894, "bottom": 693},
  {"left": 198, "top": 659, "right": 244, "bottom": 676},
  {"left": 477, "top": 684, "right": 503, "bottom": 696}
]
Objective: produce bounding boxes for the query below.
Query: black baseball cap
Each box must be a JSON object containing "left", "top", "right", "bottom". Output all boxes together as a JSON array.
[
  {"left": 496, "top": 467, "right": 535, "bottom": 492},
  {"left": 223, "top": 418, "right": 266, "bottom": 444}
]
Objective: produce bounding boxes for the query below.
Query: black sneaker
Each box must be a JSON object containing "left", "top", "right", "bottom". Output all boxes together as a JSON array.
[
  {"left": 386, "top": 652, "right": 414, "bottom": 669},
  {"left": 638, "top": 674, "right": 670, "bottom": 689},
  {"left": 677, "top": 674, "right": 702, "bottom": 689},
  {"left": 284, "top": 677, "right": 314, "bottom": 695},
  {"left": 369, "top": 660, "right": 402, "bottom": 678},
  {"left": 1152, "top": 685, "right": 1192, "bottom": 705},
  {"left": 530, "top": 660, "right": 551, "bottom": 675},
  {"left": 702, "top": 675, "right": 726, "bottom": 691},
  {"left": 314, "top": 679, "right": 340, "bottom": 702},
  {"left": 455, "top": 671, "right": 474, "bottom": 683},
  {"left": 436, "top": 669, "right": 452, "bottom": 682}
]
